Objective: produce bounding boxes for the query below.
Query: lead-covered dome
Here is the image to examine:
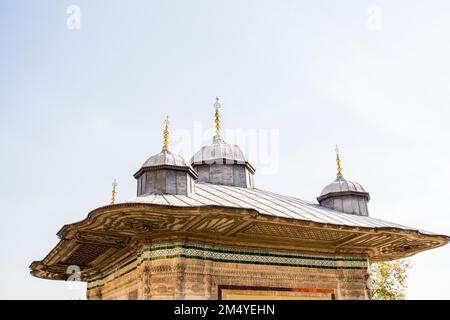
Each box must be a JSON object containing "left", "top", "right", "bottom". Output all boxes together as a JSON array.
[
  {"left": 190, "top": 98, "right": 255, "bottom": 188},
  {"left": 317, "top": 147, "right": 370, "bottom": 216},
  {"left": 190, "top": 136, "right": 255, "bottom": 188},
  {"left": 142, "top": 150, "right": 188, "bottom": 168},
  {"left": 134, "top": 117, "right": 197, "bottom": 196},
  {"left": 319, "top": 177, "right": 366, "bottom": 197},
  {"left": 190, "top": 136, "right": 248, "bottom": 165}
]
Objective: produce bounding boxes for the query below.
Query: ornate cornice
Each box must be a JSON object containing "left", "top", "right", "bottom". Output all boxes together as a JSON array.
[{"left": 30, "top": 203, "right": 449, "bottom": 281}]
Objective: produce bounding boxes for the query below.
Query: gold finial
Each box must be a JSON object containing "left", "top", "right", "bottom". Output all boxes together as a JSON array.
[
  {"left": 335, "top": 145, "right": 343, "bottom": 178},
  {"left": 213, "top": 97, "right": 221, "bottom": 139},
  {"left": 111, "top": 179, "right": 118, "bottom": 204},
  {"left": 162, "top": 116, "right": 170, "bottom": 151}
]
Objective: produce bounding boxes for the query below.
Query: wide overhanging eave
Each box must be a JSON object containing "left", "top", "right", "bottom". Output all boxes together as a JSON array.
[{"left": 30, "top": 203, "right": 449, "bottom": 281}]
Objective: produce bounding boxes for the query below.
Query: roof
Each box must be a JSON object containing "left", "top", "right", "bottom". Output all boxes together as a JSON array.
[
  {"left": 141, "top": 150, "right": 188, "bottom": 168},
  {"left": 125, "top": 183, "right": 435, "bottom": 235},
  {"left": 30, "top": 182, "right": 448, "bottom": 280},
  {"left": 320, "top": 177, "right": 366, "bottom": 197},
  {"left": 190, "top": 137, "right": 249, "bottom": 165},
  {"left": 134, "top": 149, "right": 198, "bottom": 179}
]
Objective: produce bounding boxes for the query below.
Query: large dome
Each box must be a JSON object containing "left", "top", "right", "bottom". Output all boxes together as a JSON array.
[
  {"left": 190, "top": 137, "right": 248, "bottom": 165},
  {"left": 320, "top": 176, "right": 366, "bottom": 197}
]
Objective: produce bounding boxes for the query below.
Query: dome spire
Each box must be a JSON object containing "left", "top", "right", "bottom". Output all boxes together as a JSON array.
[
  {"left": 213, "top": 97, "right": 221, "bottom": 141},
  {"left": 190, "top": 97, "right": 255, "bottom": 188},
  {"left": 318, "top": 145, "right": 370, "bottom": 216},
  {"left": 162, "top": 116, "right": 170, "bottom": 152},
  {"left": 134, "top": 117, "right": 197, "bottom": 196},
  {"left": 111, "top": 179, "right": 117, "bottom": 204},
  {"left": 335, "top": 145, "right": 343, "bottom": 178}
]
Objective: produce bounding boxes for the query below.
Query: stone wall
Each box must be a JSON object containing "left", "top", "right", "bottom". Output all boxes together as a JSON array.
[{"left": 86, "top": 242, "right": 369, "bottom": 300}]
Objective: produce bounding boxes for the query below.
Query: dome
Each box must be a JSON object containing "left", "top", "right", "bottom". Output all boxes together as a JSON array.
[
  {"left": 189, "top": 98, "right": 254, "bottom": 188},
  {"left": 190, "top": 137, "right": 255, "bottom": 188},
  {"left": 134, "top": 149, "right": 198, "bottom": 196},
  {"left": 319, "top": 176, "right": 366, "bottom": 197},
  {"left": 141, "top": 150, "right": 188, "bottom": 168},
  {"left": 317, "top": 176, "right": 370, "bottom": 217},
  {"left": 317, "top": 147, "right": 370, "bottom": 216},
  {"left": 190, "top": 137, "right": 248, "bottom": 165},
  {"left": 134, "top": 117, "right": 198, "bottom": 196}
]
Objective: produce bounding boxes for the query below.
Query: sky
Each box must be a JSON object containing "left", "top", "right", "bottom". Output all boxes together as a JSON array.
[{"left": 1, "top": 0, "right": 449, "bottom": 299}]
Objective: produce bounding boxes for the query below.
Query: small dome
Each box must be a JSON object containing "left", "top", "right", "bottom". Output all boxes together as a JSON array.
[
  {"left": 190, "top": 137, "right": 248, "bottom": 165},
  {"left": 134, "top": 117, "right": 198, "bottom": 196},
  {"left": 317, "top": 148, "right": 370, "bottom": 216},
  {"left": 141, "top": 150, "right": 188, "bottom": 168},
  {"left": 320, "top": 176, "right": 366, "bottom": 197},
  {"left": 134, "top": 149, "right": 198, "bottom": 196}
]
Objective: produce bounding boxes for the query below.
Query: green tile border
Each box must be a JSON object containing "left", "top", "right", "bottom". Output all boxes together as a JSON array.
[{"left": 87, "top": 242, "right": 368, "bottom": 289}]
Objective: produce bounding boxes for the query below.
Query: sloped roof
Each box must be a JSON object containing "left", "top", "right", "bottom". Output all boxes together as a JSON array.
[
  {"left": 30, "top": 182, "right": 448, "bottom": 280},
  {"left": 125, "top": 183, "right": 435, "bottom": 235}
]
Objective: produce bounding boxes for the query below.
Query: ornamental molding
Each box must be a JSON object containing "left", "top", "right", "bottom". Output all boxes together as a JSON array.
[{"left": 30, "top": 203, "right": 449, "bottom": 281}]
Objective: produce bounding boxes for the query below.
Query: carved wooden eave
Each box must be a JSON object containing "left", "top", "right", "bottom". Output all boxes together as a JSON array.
[{"left": 29, "top": 202, "right": 449, "bottom": 281}]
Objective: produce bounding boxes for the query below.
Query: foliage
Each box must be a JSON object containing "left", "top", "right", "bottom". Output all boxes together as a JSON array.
[{"left": 369, "top": 259, "right": 412, "bottom": 300}]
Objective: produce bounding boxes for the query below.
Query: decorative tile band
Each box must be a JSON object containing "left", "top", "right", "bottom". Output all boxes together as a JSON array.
[{"left": 87, "top": 242, "right": 368, "bottom": 289}]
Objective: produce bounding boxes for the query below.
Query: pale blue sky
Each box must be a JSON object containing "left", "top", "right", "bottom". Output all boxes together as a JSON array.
[{"left": 1, "top": 0, "right": 450, "bottom": 299}]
